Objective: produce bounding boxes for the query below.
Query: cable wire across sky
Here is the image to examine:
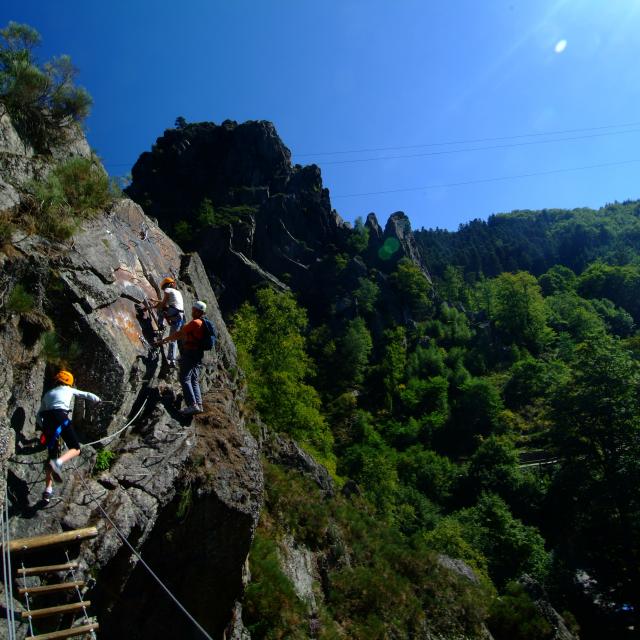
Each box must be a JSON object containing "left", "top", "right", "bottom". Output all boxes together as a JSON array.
[
  {"left": 332, "top": 157, "right": 640, "bottom": 198},
  {"left": 101, "top": 119, "right": 640, "bottom": 170}
]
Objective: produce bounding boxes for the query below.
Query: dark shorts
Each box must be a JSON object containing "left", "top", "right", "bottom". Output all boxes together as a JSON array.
[{"left": 40, "top": 409, "right": 80, "bottom": 458}]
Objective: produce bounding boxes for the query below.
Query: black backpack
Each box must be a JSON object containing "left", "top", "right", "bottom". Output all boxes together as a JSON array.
[{"left": 200, "top": 317, "right": 217, "bottom": 351}]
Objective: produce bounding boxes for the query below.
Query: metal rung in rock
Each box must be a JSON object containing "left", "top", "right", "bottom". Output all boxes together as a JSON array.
[
  {"left": 19, "top": 562, "right": 79, "bottom": 577},
  {"left": 18, "top": 580, "right": 84, "bottom": 596},
  {"left": 22, "top": 601, "right": 91, "bottom": 620},
  {"left": 27, "top": 622, "right": 99, "bottom": 639}
]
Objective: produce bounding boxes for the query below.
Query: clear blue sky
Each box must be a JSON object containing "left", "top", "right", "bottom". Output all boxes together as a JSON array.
[{"left": 5, "top": 1, "right": 640, "bottom": 230}]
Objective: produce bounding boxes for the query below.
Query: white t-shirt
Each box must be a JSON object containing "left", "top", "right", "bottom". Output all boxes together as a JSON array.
[
  {"left": 39, "top": 385, "right": 101, "bottom": 413},
  {"left": 163, "top": 287, "right": 184, "bottom": 312}
]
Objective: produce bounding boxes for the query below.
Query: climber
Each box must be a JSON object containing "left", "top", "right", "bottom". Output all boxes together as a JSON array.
[
  {"left": 153, "top": 276, "right": 185, "bottom": 366},
  {"left": 155, "top": 301, "right": 209, "bottom": 415},
  {"left": 37, "top": 370, "right": 101, "bottom": 503}
]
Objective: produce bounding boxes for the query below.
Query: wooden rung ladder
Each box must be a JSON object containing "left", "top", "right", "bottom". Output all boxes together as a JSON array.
[
  {"left": 7, "top": 527, "right": 100, "bottom": 639},
  {"left": 26, "top": 622, "right": 99, "bottom": 639},
  {"left": 19, "top": 581, "right": 85, "bottom": 596},
  {"left": 19, "top": 562, "right": 79, "bottom": 577},
  {"left": 22, "top": 601, "right": 92, "bottom": 620}
]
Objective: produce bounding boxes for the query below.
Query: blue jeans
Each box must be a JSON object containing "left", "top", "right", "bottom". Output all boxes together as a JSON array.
[
  {"left": 180, "top": 349, "right": 203, "bottom": 407},
  {"left": 159, "top": 309, "right": 184, "bottom": 362},
  {"left": 167, "top": 315, "right": 184, "bottom": 362}
]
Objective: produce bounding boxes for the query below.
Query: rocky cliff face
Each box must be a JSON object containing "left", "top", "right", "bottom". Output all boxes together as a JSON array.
[
  {"left": 125, "top": 120, "right": 431, "bottom": 320},
  {"left": 0, "top": 114, "right": 262, "bottom": 639}
]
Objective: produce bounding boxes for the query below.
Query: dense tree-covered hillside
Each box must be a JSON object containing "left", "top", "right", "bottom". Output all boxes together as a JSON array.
[
  {"left": 232, "top": 207, "right": 640, "bottom": 639},
  {"left": 415, "top": 201, "right": 640, "bottom": 279}
]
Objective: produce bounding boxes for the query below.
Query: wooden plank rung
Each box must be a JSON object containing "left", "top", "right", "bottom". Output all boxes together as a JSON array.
[
  {"left": 19, "top": 562, "right": 79, "bottom": 576},
  {"left": 27, "top": 622, "right": 99, "bottom": 639},
  {"left": 6, "top": 527, "right": 98, "bottom": 553},
  {"left": 18, "top": 580, "right": 84, "bottom": 596},
  {"left": 22, "top": 601, "right": 91, "bottom": 619}
]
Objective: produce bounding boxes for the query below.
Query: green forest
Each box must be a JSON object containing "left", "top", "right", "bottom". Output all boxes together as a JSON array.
[{"left": 232, "top": 207, "right": 640, "bottom": 639}]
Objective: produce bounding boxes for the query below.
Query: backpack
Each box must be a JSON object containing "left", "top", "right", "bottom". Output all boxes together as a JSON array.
[{"left": 200, "top": 317, "right": 217, "bottom": 351}]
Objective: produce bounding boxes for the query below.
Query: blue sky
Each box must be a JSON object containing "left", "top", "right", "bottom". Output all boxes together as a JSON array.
[{"left": 4, "top": 1, "right": 640, "bottom": 230}]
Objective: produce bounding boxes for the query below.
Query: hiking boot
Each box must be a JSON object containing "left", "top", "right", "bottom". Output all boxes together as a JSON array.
[
  {"left": 195, "top": 404, "right": 204, "bottom": 414},
  {"left": 49, "top": 459, "right": 63, "bottom": 483},
  {"left": 42, "top": 489, "right": 53, "bottom": 504},
  {"left": 180, "top": 405, "right": 199, "bottom": 416}
]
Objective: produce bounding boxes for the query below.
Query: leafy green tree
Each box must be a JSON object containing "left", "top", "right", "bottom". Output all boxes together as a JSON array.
[
  {"left": 391, "top": 258, "right": 432, "bottom": 318},
  {"left": 0, "top": 22, "right": 92, "bottom": 149},
  {"left": 437, "top": 302, "right": 472, "bottom": 346},
  {"left": 457, "top": 493, "right": 550, "bottom": 588},
  {"left": 578, "top": 260, "right": 640, "bottom": 322},
  {"left": 348, "top": 216, "right": 370, "bottom": 254},
  {"left": 448, "top": 377, "right": 503, "bottom": 453},
  {"left": 379, "top": 326, "right": 407, "bottom": 411},
  {"left": 195, "top": 197, "right": 215, "bottom": 228},
  {"left": 504, "top": 356, "right": 568, "bottom": 409},
  {"left": 336, "top": 318, "right": 373, "bottom": 389},
  {"left": 545, "top": 292, "right": 605, "bottom": 342},
  {"left": 406, "top": 343, "right": 447, "bottom": 379},
  {"left": 232, "top": 288, "right": 334, "bottom": 463},
  {"left": 173, "top": 219, "right": 193, "bottom": 245},
  {"left": 538, "top": 264, "right": 576, "bottom": 296},
  {"left": 487, "top": 582, "right": 553, "bottom": 640},
  {"left": 464, "top": 435, "right": 521, "bottom": 503},
  {"left": 439, "top": 265, "right": 470, "bottom": 304},
  {"left": 490, "top": 272, "right": 550, "bottom": 351},
  {"left": 549, "top": 333, "right": 640, "bottom": 608},
  {"left": 397, "top": 445, "right": 458, "bottom": 504},
  {"left": 354, "top": 276, "right": 379, "bottom": 314},
  {"left": 589, "top": 297, "right": 635, "bottom": 338}
]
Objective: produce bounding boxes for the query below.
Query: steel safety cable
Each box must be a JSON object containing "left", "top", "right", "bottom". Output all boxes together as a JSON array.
[{"left": 73, "top": 468, "right": 214, "bottom": 640}]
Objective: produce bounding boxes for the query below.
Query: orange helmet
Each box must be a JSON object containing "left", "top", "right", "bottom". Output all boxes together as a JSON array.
[
  {"left": 55, "top": 370, "right": 74, "bottom": 386},
  {"left": 160, "top": 277, "right": 176, "bottom": 289}
]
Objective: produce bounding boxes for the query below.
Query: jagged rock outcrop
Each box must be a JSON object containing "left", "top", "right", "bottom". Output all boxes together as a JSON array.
[
  {"left": 0, "top": 113, "right": 263, "bottom": 639},
  {"left": 364, "top": 210, "right": 432, "bottom": 281},
  {"left": 126, "top": 120, "right": 347, "bottom": 313},
  {"left": 125, "top": 119, "right": 435, "bottom": 338}
]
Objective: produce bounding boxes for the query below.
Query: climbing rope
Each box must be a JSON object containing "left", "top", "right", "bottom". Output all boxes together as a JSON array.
[
  {"left": 73, "top": 467, "right": 214, "bottom": 640},
  {"left": 19, "top": 561, "right": 34, "bottom": 638},
  {"left": 2, "top": 487, "right": 16, "bottom": 640},
  {"left": 64, "top": 549, "right": 97, "bottom": 640}
]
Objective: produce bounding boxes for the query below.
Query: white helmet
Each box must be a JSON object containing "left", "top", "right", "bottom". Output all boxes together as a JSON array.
[{"left": 193, "top": 300, "right": 207, "bottom": 312}]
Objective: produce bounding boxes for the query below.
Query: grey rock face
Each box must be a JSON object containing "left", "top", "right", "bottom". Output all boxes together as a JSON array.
[
  {"left": 278, "top": 534, "right": 318, "bottom": 611},
  {"left": 519, "top": 575, "right": 580, "bottom": 640},
  {"left": 263, "top": 431, "right": 335, "bottom": 497},
  {"left": 0, "top": 192, "right": 262, "bottom": 637},
  {"left": 384, "top": 211, "right": 432, "bottom": 282}
]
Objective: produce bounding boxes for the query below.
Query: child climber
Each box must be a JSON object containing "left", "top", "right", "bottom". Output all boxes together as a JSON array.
[{"left": 37, "top": 370, "right": 101, "bottom": 503}]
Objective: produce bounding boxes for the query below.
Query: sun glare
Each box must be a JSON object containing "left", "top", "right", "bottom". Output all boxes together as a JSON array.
[{"left": 554, "top": 39, "right": 567, "bottom": 53}]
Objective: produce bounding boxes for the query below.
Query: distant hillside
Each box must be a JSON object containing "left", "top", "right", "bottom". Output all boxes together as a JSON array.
[{"left": 415, "top": 201, "right": 640, "bottom": 279}]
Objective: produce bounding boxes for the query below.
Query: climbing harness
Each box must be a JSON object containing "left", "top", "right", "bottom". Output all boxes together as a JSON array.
[{"left": 39, "top": 418, "right": 70, "bottom": 451}]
